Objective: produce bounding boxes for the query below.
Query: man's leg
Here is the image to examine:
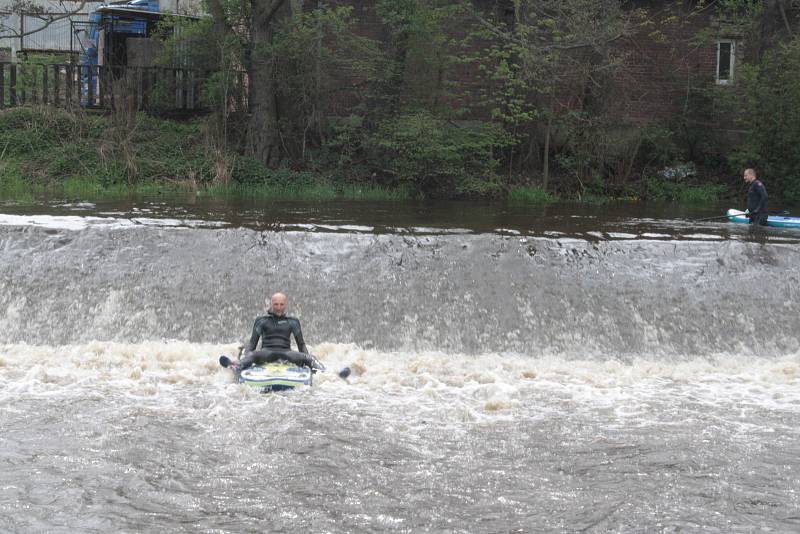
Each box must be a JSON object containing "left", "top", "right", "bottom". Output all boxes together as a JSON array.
[
  {"left": 238, "top": 350, "right": 282, "bottom": 370},
  {"left": 241, "top": 350, "right": 325, "bottom": 371},
  {"left": 281, "top": 350, "right": 326, "bottom": 371}
]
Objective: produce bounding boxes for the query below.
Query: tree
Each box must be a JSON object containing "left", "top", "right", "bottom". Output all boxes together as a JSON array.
[
  {"left": 199, "top": 0, "right": 381, "bottom": 169},
  {"left": 0, "top": 0, "right": 90, "bottom": 43},
  {"left": 718, "top": 34, "right": 800, "bottom": 202},
  {"left": 239, "top": 0, "right": 291, "bottom": 167},
  {"left": 466, "top": 0, "right": 642, "bottom": 190}
]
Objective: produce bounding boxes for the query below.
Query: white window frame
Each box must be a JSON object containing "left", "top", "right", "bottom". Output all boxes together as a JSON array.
[{"left": 716, "top": 39, "right": 736, "bottom": 85}]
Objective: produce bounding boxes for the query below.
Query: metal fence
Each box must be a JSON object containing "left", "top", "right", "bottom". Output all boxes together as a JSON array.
[{"left": 0, "top": 7, "right": 102, "bottom": 53}]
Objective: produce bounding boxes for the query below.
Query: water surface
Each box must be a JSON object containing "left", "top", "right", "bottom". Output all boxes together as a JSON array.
[{"left": 1, "top": 198, "right": 798, "bottom": 532}]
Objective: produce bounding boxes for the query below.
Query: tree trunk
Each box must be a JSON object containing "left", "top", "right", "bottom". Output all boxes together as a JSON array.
[
  {"left": 777, "top": 0, "right": 793, "bottom": 36},
  {"left": 247, "top": 0, "right": 292, "bottom": 168},
  {"left": 542, "top": 86, "right": 556, "bottom": 192},
  {"left": 542, "top": 113, "right": 551, "bottom": 191}
]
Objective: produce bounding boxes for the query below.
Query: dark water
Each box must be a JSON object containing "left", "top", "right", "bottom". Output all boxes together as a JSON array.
[
  {"left": 1, "top": 198, "right": 799, "bottom": 533},
  {"left": 0, "top": 195, "right": 792, "bottom": 236}
]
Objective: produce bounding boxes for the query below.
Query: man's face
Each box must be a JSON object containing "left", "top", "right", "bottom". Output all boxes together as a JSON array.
[
  {"left": 271, "top": 295, "right": 287, "bottom": 316},
  {"left": 744, "top": 171, "right": 755, "bottom": 184}
]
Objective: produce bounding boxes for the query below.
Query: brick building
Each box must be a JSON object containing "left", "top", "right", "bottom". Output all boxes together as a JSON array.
[{"left": 313, "top": 0, "right": 798, "bottom": 127}]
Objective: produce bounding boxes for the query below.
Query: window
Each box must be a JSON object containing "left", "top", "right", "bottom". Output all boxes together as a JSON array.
[{"left": 716, "top": 40, "right": 736, "bottom": 85}]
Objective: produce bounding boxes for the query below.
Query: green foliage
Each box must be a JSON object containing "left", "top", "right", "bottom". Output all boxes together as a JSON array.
[
  {"left": 0, "top": 107, "right": 213, "bottom": 191},
  {"left": 719, "top": 36, "right": 800, "bottom": 202},
  {"left": 508, "top": 185, "right": 556, "bottom": 204},
  {"left": 226, "top": 4, "right": 388, "bottom": 163},
  {"left": 316, "top": 114, "right": 368, "bottom": 177},
  {"left": 461, "top": 0, "right": 639, "bottom": 188},
  {"left": 367, "top": 111, "right": 512, "bottom": 196},
  {"left": 202, "top": 180, "right": 416, "bottom": 201},
  {"left": 0, "top": 162, "right": 36, "bottom": 200},
  {"left": 205, "top": 180, "right": 338, "bottom": 201},
  {"left": 231, "top": 157, "right": 318, "bottom": 186},
  {"left": 643, "top": 177, "right": 727, "bottom": 203},
  {"left": 337, "top": 183, "right": 418, "bottom": 201},
  {"left": 2, "top": 55, "right": 71, "bottom": 106},
  {"left": 0, "top": 107, "right": 82, "bottom": 154},
  {"left": 716, "top": 0, "right": 764, "bottom": 22},
  {"left": 374, "top": 0, "right": 465, "bottom": 109}
]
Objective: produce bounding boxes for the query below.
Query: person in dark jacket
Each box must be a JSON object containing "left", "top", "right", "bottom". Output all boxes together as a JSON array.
[
  {"left": 234, "top": 292, "right": 324, "bottom": 371},
  {"left": 743, "top": 168, "right": 768, "bottom": 226}
]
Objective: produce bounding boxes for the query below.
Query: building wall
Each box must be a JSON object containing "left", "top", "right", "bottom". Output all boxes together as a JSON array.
[
  {"left": 612, "top": 1, "right": 718, "bottom": 124},
  {"left": 315, "top": 0, "right": 797, "bottom": 127}
]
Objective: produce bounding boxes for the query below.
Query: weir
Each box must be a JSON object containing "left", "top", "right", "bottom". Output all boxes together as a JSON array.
[
  {"left": 1, "top": 221, "right": 798, "bottom": 358},
  {"left": 1, "top": 206, "right": 800, "bottom": 533}
]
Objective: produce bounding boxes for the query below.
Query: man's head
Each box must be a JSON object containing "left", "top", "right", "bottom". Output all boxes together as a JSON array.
[
  {"left": 270, "top": 292, "right": 288, "bottom": 316},
  {"left": 743, "top": 168, "right": 757, "bottom": 183}
]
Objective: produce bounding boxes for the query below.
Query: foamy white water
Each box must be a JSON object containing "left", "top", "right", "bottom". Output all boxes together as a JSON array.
[
  {"left": 0, "top": 213, "right": 227, "bottom": 230},
  {"left": 2, "top": 341, "right": 799, "bottom": 532}
]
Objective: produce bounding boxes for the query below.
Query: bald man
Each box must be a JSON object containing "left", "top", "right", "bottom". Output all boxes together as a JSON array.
[{"left": 235, "top": 292, "right": 324, "bottom": 371}]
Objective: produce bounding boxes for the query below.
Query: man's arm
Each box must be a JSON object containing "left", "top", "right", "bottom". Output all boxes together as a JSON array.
[
  {"left": 291, "top": 320, "right": 308, "bottom": 354},
  {"left": 246, "top": 318, "right": 262, "bottom": 352},
  {"left": 755, "top": 182, "right": 768, "bottom": 214}
]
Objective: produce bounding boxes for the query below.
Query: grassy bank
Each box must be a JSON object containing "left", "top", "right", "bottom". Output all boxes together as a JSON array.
[
  {"left": 0, "top": 107, "right": 417, "bottom": 202},
  {"left": 0, "top": 106, "right": 733, "bottom": 204}
]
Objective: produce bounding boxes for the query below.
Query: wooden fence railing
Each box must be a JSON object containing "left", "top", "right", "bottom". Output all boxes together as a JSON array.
[{"left": 0, "top": 62, "right": 249, "bottom": 113}]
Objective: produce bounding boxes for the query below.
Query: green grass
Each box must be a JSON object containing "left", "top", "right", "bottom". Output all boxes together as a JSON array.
[
  {"left": 0, "top": 107, "right": 423, "bottom": 202},
  {"left": 203, "top": 181, "right": 338, "bottom": 201},
  {"left": 203, "top": 181, "right": 416, "bottom": 201},
  {"left": 678, "top": 184, "right": 728, "bottom": 203},
  {"left": 0, "top": 163, "right": 38, "bottom": 201},
  {"left": 644, "top": 177, "right": 727, "bottom": 203},
  {"left": 508, "top": 185, "right": 557, "bottom": 204},
  {"left": 575, "top": 193, "right": 612, "bottom": 205},
  {"left": 0, "top": 105, "right": 739, "bottom": 204},
  {"left": 337, "top": 183, "right": 418, "bottom": 201}
]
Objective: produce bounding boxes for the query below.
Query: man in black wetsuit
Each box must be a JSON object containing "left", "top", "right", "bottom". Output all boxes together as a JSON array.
[
  {"left": 235, "top": 292, "right": 324, "bottom": 371},
  {"left": 744, "top": 168, "right": 768, "bottom": 226}
]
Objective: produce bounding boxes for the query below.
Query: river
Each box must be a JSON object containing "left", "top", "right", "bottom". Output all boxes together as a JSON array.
[{"left": 1, "top": 197, "right": 798, "bottom": 532}]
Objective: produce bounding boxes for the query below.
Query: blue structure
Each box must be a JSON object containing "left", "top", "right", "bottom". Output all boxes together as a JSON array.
[{"left": 77, "top": 0, "right": 161, "bottom": 106}]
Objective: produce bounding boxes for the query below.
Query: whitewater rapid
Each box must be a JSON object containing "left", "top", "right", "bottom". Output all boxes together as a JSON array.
[{"left": 1, "top": 205, "right": 799, "bottom": 532}]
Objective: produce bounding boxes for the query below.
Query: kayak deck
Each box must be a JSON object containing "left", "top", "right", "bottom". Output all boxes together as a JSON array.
[
  {"left": 726, "top": 209, "right": 800, "bottom": 228},
  {"left": 238, "top": 362, "right": 313, "bottom": 392}
]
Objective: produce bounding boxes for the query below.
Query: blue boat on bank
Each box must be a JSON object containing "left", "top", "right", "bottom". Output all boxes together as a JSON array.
[{"left": 727, "top": 209, "right": 800, "bottom": 228}]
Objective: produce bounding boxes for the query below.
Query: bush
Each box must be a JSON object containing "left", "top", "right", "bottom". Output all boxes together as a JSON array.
[
  {"left": 231, "top": 157, "right": 319, "bottom": 186},
  {"left": 366, "top": 111, "right": 512, "bottom": 196}
]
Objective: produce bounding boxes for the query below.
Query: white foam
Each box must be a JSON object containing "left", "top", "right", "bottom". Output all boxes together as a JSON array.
[
  {"left": 2, "top": 342, "right": 797, "bottom": 425},
  {"left": 0, "top": 213, "right": 227, "bottom": 230},
  {"left": 682, "top": 233, "right": 723, "bottom": 240},
  {"left": 639, "top": 233, "right": 672, "bottom": 238}
]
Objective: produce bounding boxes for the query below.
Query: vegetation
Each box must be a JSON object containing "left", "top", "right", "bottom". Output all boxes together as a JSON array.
[
  {"left": 508, "top": 186, "right": 556, "bottom": 204},
  {"left": 716, "top": 35, "right": 800, "bottom": 203},
  {"left": 3, "top": 0, "right": 800, "bottom": 205},
  {"left": 0, "top": 106, "right": 411, "bottom": 200}
]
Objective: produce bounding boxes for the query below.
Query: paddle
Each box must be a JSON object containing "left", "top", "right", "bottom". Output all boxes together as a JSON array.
[
  {"left": 693, "top": 209, "right": 788, "bottom": 222},
  {"left": 693, "top": 213, "right": 740, "bottom": 221},
  {"left": 219, "top": 354, "right": 351, "bottom": 379}
]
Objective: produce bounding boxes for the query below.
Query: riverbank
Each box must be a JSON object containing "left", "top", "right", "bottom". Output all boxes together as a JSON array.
[{"left": 0, "top": 106, "right": 732, "bottom": 204}]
